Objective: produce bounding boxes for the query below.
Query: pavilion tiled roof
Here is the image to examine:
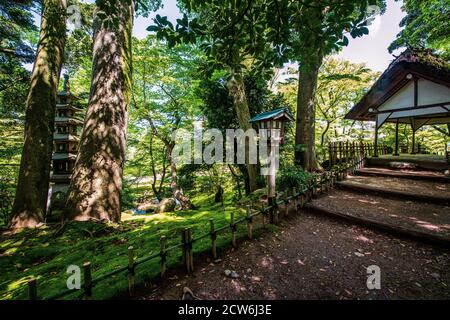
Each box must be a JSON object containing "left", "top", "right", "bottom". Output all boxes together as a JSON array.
[{"left": 345, "top": 48, "right": 450, "bottom": 121}]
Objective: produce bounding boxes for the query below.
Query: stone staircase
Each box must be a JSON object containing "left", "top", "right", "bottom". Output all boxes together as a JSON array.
[{"left": 306, "top": 159, "right": 450, "bottom": 246}]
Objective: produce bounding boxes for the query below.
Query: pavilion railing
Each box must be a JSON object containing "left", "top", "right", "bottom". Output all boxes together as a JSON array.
[{"left": 327, "top": 141, "right": 389, "bottom": 170}]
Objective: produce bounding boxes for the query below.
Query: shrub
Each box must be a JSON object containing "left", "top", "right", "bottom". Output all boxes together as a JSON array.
[{"left": 276, "top": 165, "right": 312, "bottom": 193}]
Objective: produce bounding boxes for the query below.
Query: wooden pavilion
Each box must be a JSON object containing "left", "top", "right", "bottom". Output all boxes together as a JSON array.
[{"left": 345, "top": 49, "right": 450, "bottom": 157}]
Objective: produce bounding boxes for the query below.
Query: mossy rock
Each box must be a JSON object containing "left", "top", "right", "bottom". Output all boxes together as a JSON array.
[
  {"left": 137, "top": 202, "right": 157, "bottom": 213},
  {"left": 155, "top": 198, "right": 176, "bottom": 213}
]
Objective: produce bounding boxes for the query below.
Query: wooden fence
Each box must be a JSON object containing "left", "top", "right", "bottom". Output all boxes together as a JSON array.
[
  {"left": 328, "top": 141, "right": 389, "bottom": 169},
  {"left": 24, "top": 150, "right": 368, "bottom": 300}
]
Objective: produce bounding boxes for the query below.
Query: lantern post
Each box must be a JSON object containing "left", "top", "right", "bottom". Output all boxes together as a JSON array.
[{"left": 250, "top": 108, "right": 293, "bottom": 224}]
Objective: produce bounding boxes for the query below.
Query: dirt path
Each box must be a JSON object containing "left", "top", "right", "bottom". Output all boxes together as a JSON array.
[{"left": 137, "top": 211, "right": 450, "bottom": 300}]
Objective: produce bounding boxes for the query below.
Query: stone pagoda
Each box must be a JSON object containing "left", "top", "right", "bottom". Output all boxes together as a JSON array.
[{"left": 49, "top": 74, "right": 83, "bottom": 210}]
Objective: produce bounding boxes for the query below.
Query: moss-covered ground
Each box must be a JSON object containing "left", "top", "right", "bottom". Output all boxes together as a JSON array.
[{"left": 0, "top": 192, "right": 272, "bottom": 300}]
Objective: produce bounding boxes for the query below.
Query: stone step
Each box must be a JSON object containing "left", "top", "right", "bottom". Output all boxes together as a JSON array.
[
  {"left": 354, "top": 167, "right": 450, "bottom": 183},
  {"left": 366, "top": 156, "right": 448, "bottom": 171},
  {"left": 305, "top": 189, "right": 450, "bottom": 247},
  {"left": 335, "top": 179, "right": 450, "bottom": 206}
]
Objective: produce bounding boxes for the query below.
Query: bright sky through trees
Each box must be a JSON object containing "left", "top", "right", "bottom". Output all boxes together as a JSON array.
[
  {"left": 132, "top": 0, "right": 406, "bottom": 72},
  {"left": 335, "top": 0, "right": 405, "bottom": 71},
  {"left": 29, "top": 0, "right": 406, "bottom": 72}
]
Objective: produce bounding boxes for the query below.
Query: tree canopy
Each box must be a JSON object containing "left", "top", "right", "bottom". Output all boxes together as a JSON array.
[{"left": 389, "top": 0, "right": 450, "bottom": 58}]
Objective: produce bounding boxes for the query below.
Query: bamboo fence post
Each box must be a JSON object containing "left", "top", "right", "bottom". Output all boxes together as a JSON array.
[
  {"left": 83, "top": 262, "right": 92, "bottom": 299},
  {"left": 299, "top": 193, "right": 305, "bottom": 209},
  {"left": 28, "top": 278, "right": 37, "bottom": 300},
  {"left": 284, "top": 192, "right": 289, "bottom": 217},
  {"left": 345, "top": 143, "right": 349, "bottom": 175},
  {"left": 348, "top": 142, "right": 352, "bottom": 168},
  {"left": 334, "top": 142, "right": 338, "bottom": 167},
  {"left": 359, "top": 142, "right": 363, "bottom": 167},
  {"left": 356, "top": 142, "right": 360, "bottom": 168},
  {"left": 362, "top": 142, "right": 366, "bottom": 166},
  {"left": 261, "top": 203, "right": 267, "bottom": 228},
  {"left": 345, "top": 141, "right": 350, "bottom": 175},
  {"left": 127, "top": 246, "right": 135, "bottom": 296},
  {"left": 230, "top": 212, "right": 237, "bottom": 248},
  {"left": 246, "top": 205, "right": 253, "bottom": 239},
  {"left": 305, "top": 181, "right": 311, "bottom": 203},
  {"left": 160, "top": 236, "right": 167, "bottom": 280},
  {"left": 336, "top": 164, "right": 342, "bottom": 181},
  {"left": 209, "top": 219, "right": 217, "bottom": 260},
  {"left": 327, "top": 172, "right": 332, "bottom": 190},
  {"left": 183, "top": 228, "right": 191, "bottom": 273},
  {"left": 312, "top": 176, "right": 318, "bottom": 199},
  {"left": 188, "top": 228, "right": 194, "bottom": 272},
  {"left": 329, "top": 171, "right": 333, "bottom": 189},
  {"left": 273, "top": 193, "right": 279, "bottom": 224},
  {"left": 181, "top": 228, "right": 186, "bottom": 265},
  {"left": 328, "top": 143, "right": 332, "bottom": 169},
  {"left": 338, "top": 142, "right": 342, "bottom": 165},
  {"left": 293, "top": 187, "right": 298, "bottom": 213},
  {"left": 330, "top": 171, "right": 336, "bottom": 188},
  {"left": 329, "top": 172, "right": 333, "bottom": 189}
]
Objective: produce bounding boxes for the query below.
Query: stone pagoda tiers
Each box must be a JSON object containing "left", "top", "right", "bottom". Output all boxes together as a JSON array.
[{"left": 49, "top": 75, "right": 83, "bottom": 207}]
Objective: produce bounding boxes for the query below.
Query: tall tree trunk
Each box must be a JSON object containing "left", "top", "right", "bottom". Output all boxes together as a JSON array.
[
  {"left": 295, "top": 52, "right": 323, "bottom": 171},
  {"left": 227, "top": 73, "right": 258, "bottom": 193},
  {"left": 9, "top": 0, "right": 67, "bottom": 229},
  {"left": 65, "top": 0, "right": 134, "bottom": 223},
  {"left": 166, "top": 144, "right": 193, "bottom": 210}
]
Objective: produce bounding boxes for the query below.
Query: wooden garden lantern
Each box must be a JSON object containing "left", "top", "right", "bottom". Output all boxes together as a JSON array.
[
  {"left": 250, "top": 108, "right": 294, "bottom": 145},
  {"left": 250, "top": 108, "right": 293, "bottom": 223}
]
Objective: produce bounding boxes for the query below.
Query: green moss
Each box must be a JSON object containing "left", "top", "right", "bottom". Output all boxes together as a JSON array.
[{"left": 0, "top": 192, "right": 262, "bottom": 300}]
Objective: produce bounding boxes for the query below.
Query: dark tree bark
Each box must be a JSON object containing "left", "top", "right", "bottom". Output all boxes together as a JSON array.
[
  {"left": 9, "top": 0, "right": 67, "bottom": 229},
  {"left": 65, "top": 0, "right": 134, "bottom": 223},
  {"left": 295, "top": 51, "right": 323, "bottom": 171},
  {"left": 227, "top": 73, "right": 258, "bottom": 193}
]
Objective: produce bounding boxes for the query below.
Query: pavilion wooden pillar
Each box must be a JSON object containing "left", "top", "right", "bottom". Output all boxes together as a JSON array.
[
  {"left": 393, "top": 119, "right": 399, "bottom": 156},
  {"left": 410, "top": 118, "right": 416, "bottom": 155},
  {"left": 373, "top": 117, "right": 379, "bottom": 158},
  {"left": 411, "top": 127, "right": 416, "bottom": 154}
]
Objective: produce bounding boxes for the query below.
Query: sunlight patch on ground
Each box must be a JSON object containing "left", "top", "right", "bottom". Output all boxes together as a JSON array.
[{"left": 354, "top": 235, "right": 373, "bottom": 243}]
